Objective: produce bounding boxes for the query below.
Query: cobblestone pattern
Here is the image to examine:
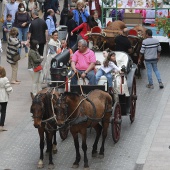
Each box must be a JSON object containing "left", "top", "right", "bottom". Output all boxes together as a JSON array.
[{"left": 0, "top": 44, "right": 169, "bottom": 170}]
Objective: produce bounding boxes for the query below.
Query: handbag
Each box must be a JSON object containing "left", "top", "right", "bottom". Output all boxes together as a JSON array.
[
  {"left": 12, "top": 52, "right": 21, "bottom": 62},
  {"left": 34, "top": 65, "right": 43, "bottom": 72},
  {"left": 0, "top": 16, "right": 4, "bottom": 23}
]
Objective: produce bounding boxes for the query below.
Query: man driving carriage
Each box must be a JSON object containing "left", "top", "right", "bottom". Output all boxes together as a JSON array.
[
  {"left": 71, "top": 39, "right": 97, "bottom": 85},
  {"left": 115, "top": 28, "right": 133, "bottom": 54}
]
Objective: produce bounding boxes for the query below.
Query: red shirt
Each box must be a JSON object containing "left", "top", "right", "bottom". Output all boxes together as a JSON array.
[{"left": 72, "top": 22, "right": 90, "bottom": 41}]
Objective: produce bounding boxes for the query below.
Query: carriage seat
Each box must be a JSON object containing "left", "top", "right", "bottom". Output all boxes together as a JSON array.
[{"left": 95, "top": 51, "right": 130, "bottom": 72}]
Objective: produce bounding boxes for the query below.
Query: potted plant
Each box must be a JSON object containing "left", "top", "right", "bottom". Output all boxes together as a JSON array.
[{"left": 155, "top": 12, "right": 170, "bottom": 38}]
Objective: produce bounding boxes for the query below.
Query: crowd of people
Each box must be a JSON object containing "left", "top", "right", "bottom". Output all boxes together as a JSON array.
[{"left": 0, "top": 0, "right": 164, "bottom": 131}]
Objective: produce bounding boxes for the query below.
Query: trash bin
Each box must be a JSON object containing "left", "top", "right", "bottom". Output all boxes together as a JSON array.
[{"left": 56, "top": 25, "right": 68, "bottom": 41}]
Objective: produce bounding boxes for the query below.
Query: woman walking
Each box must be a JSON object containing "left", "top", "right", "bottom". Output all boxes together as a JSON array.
[
  {"left": 0, "top": 66, "right": 13, "bottom": 131},
  {"left": 14, "top": 3, "right": 31, "bottom": 57},
  {"left": 28, "top": 40, "right": 44, "bottom": 96},
  {"left": 43, "top": 30, "right": 61, "bottom": 83},
  {"left": 6, "top": 27, "right": 22, "bottom": 84}
]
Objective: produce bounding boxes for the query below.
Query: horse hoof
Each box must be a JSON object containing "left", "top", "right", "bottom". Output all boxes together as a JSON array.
[
  {"left": 98, "top": 154, "right": 104, "bottom": 159},
  {"left": 84, "top": 167, "right": 90, "bottom": 170},
  {"left": 48, "top": 164, "right": 54, "bottom": 169},
  {"left": 92, "top": 152, "right": 98, "bottom": 157},
  {"left": 72, "top": 164, "right": 79, "bottom": 168},
  {"left": 53, "top": 149, "right": 57, "bottom": 154},
  {"left": 37, "top": 160, "right": 43, "bottom": 169}
]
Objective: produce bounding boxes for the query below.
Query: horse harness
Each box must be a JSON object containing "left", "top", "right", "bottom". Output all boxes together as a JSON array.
[{"left": 56, "top": 90, "right": 111, "bottom": 128}]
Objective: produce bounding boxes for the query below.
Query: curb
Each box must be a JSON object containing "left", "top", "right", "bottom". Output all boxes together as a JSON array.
[{"left": 135, "top": 83, "right": 170, "bottom": 170}]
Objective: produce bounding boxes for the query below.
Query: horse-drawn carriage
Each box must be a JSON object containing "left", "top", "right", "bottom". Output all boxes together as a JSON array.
[
  {"left": 30, "top": 21, "right": 139, "bottom": 169},
  {"left": 50, "top": 48, "right": 137, "bottom": 143}
]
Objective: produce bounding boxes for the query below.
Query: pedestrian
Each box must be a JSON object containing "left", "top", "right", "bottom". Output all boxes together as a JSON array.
[
  {"left": 43, "top": 30, "right": 61, "bottom": 83},
  {"left": 14, "top": 3, "right": 31, "bottom": 57},
  {"left": 3, "top": 14, "right": 14, "bottom": 41},
  {"left": 0, "top": 39, "right": 3, "bottom": 64},
  {"left": 67, "top": 11, "right": 77, "bottom": 48},
  {"left": 6, "top": 27, "right": 22, "bottom": 84},
  {"left": 138, "top": 29, "right": 164, "bottom": 89},
  {"left": 27, "top": 0, "right": 40, "bottom": 14},
  {"left": 0, "top": 66, "right": 13, "bottom": 131},
  {"left": 72, "top": 1, "right": 89, "bottom": 26},
  {"left": 114, "top": 28, "right": 133, "bottom": 54},
  {"left": 96, "top": 51, "right": 121, "bottom": 93},
  {"left": 3, "top": 0, "right": 19, "bottom": 22},
  {"left": 71, "top": 16, "right": 97, "bottom": 49},
  {"left": 46, "top": 9, "right": 56, "bottom": 37},
  {"left": 43, "top": 0, "right": 57, "bottom": 24},
  {"left": 88, "top": 0, "right": 102, "bottom": 18},
  {"left": 1, "top": 0, "right": 8, "bottom": 42},
  {"left": 27, "top": 9, "right": 48, "bottom": 56},
  {"left": 92, "top": 10, "right": 101, "bottom": 28},
  {"left": 71, "top": 39, "right": 96, "bottom": 85},
  {"left": 28, "top": 40, "right": 44, "bottom": 96}
]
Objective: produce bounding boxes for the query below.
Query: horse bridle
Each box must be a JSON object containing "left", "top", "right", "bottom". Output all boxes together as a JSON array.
[{"left": 31, "top": 93, "right": 45, "bottom": 119}]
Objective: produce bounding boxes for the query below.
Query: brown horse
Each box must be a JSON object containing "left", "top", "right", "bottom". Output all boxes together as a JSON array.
[
  {"left": 54, "top": 89, "right": 112, "bottom": 170},
  {"left": 30, "top": 88, "right": 59, "bottom": 169},
  {"left": 87, "top": 20, "right": 126, "bottom": 51}
]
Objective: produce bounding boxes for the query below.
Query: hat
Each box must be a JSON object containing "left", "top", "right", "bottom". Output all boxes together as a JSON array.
[
  {"left": 91, "top": 26, "right": 102, "bottom": 33},
  {"left": 128, "top": 29, "right": 138, "bottom": 36}
]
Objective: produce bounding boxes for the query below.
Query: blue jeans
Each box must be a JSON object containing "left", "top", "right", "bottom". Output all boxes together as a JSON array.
[
  {"left": 145, "top": 60, "right": 162, "bottom": 85},
  {"left": 71, "top": 70, "right": 96, "bottom": 85},
  {"left": 96, "top": 69, "right": 113, "bottom": 87},
  {"left": 17, "top": 27, "right": 29, "bottom": 54}
]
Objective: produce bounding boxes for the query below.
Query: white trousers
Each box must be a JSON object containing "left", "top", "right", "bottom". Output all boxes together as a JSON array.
[{"left": 28, "top": 69, "right": 43, "bottom": 96}]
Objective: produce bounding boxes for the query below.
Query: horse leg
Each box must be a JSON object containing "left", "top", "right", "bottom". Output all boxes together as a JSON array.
[
  {"left": 80, "top": 128, "right": 89, "bottom": 170},
  {"left": 92, "top": 123, "right": 102, "bottom": 157},
  {"left": 45, "top": 131, "right": 49, "bottom": 153},
  {"left": 71, "top": 131, "right": 81, "bottom": 168},
  {"left": 37, "top": 127, "right": 44, "bottom": 169},
  {"left": 48, "top": 132, "right": 54, "bottom": 169},
  {"left": 99, "top": 120, "right": 109, "bottom": 159},
  {"left": 52, "top": 130, "right": 57, "bottom": 154}
]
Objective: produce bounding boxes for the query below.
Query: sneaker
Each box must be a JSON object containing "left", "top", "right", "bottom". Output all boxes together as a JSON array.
[
  {"left": 0, "top": 126, "right": 7, "bottom": 131},
  {"left": 146, "top": 84, "right": 154, "bottom": 89},
  {"left": 159, "top": 82, "right": 164, "bottom": 89}
]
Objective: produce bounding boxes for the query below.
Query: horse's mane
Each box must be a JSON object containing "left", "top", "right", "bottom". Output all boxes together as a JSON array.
[
  {"left": 44, "top": 93, "right": 53, "bottom": 118},
  {"left": 63, "top": 92, "right": 80, "bottom": 97}
]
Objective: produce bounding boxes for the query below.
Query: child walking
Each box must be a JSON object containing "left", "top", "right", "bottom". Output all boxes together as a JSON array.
[
  {"left": 0, "top": 66, "right": 13, "bottom": 131},
  {"left": 3, "top": 14, "right": 13, "bottom": 41},
  {"left": 96, "top": 51, "right": 121, "bottom": 93}
]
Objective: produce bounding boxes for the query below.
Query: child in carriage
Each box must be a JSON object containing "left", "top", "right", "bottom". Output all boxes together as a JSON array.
[{"left": 96, "top": 51, "right": 121, "bottom": 93}]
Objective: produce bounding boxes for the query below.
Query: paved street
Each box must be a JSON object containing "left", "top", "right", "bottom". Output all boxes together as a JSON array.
[
  {"left": 0, "top": 30, "right": 170, "bottom": 170},
  {"left": 1, "top": 1, "right": 170, "bottom": 170}
]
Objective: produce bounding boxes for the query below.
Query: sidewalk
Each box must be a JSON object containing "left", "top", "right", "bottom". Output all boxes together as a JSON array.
[{"left": 136, "top": 80, "right": 170, "bottom": 170}]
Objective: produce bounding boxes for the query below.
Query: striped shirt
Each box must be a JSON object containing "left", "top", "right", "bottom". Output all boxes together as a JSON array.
[
  {"left": 6, "top": 37, "right": 21, "bottom": 65},
  {"left": 140, "top": 37, "right": 161, "bottom": 61}
]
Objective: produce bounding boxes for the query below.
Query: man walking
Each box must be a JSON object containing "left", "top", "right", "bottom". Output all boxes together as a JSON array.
[
  {"left": 138, "top": 29, "right": 164, "bottom": 89},
  {"left": 27, "top": 10, "right": 48, "bottom": 56}
]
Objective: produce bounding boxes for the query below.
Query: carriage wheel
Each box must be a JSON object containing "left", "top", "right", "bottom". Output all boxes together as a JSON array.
[
  {"left": 111, "top": 102, "right": 122, "bottom": 143},
  {"left": 59, "top": 127, "right": 69, "bottom": 140},
  {"left": 130, "top": 77, "right": 137, "bottom": 123}
]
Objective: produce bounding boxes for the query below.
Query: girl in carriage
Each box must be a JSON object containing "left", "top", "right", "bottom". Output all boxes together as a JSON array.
[{"left": 96, "top": 51, "right": 121, "bottom": 93}]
